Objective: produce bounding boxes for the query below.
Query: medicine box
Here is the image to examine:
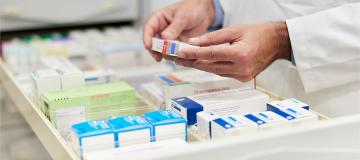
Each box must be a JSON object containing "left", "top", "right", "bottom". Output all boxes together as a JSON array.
[
  {"left": 31, "top": 69, "right": 61, "bottom": 106},
  {"left": 170, "top": 89, "right": 269, "bottom": 125},
  {"left": 108, "top": 116, "right": 151, "bottom": 147},
  {"left": 282, "top": 98, "right": 310, "bottom": 110},
  {"left": 245, "top": 111, "right": 289, "bottom": 132},
  {"left": 157, "top": 69, "right": 255, "bottom": 107},
  {"left": 196, "top": 111, "right": 220, "bottom": 139},
  {"left": 137, "top": 82, "right": 164, "bottom": 107},
  {"left": 268, "top": 105, "right": 318, "bottom": 126},
  {"left": 211, "top": 115, "right": 258, "bottom": 139},
  {"left": 143, "top": 110, "right": 187, "bottom": 142},
  {"left": 71, "top": 120, "right": 115, "bottom": 156},
  {"left": 84, "top": 69, "right": 114, "bottom": 85},
  {"left": 151, "top": 37, "right": 197, "bottom": 57},
  {"left": 41, "top": 82, "right": 136, "bottom": 137},
  {"left": 41, "top": 56, "right": 85, "bottom": 89}
]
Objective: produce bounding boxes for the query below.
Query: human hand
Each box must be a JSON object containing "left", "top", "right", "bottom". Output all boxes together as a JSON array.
[
  {"left": 142, "top": 0, "right": 216, "bottom": 62},
  {"left": 175, "top": 22, "right": 292, "bottom": 82}
]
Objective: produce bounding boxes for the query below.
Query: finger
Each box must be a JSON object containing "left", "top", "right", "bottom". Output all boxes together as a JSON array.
[
  {"left": 178, "top": 45, "right": 240, "bottom": 61},
  {"left": 161, "top": 12, "right": 188, "bottom": 40},
  {"left": 143, "top": 12, "right": 170, "bottom": 49},
  {"left": 174, "top": 58, "right": 197, "bottom": 68},
  {"left": 149, "top": 50, "right": 162, "bottom": 62},
  {"left": 188, "top": 28, "right": 238, "bottom": 46}
]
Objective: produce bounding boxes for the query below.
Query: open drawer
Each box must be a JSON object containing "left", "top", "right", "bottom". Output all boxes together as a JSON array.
[{"left": 1, "top": 59, "right": 359, "bottom": 160}]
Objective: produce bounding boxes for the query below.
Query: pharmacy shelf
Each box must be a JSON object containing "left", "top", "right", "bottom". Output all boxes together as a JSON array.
[
  {"left": 2, "top": 58, "right": 355, "bottom": 160},
  {"left": 0, "top": 59, "right": 79, "bottom": 160}
]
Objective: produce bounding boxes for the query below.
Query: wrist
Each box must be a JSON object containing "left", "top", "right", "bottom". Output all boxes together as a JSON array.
[{"left": 274, "top": 22, "right": 292, "bottom": 61}]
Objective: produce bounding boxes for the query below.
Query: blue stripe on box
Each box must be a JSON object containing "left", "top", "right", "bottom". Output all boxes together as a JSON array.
[
  {"left": 245, "top": 114, "right": 266, "bottom": 126},
  {"left": 272, "top": 109, "right": 295, "bottom": 121},
  {"left": 213, "top": 118, "right": 234, "bottom": 129},
  {"left": 159, "top": 75, "right": 175, "bottom": 84},
  {"left": 170, "top": 42, "right": 177, "bottom": 55}
]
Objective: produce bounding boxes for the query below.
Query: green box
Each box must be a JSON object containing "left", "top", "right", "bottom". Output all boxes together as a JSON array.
[{"left": 41, "top": 82, "right": 137, "bottom": 136}]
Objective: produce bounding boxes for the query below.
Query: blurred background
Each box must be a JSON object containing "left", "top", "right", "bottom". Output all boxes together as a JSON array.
[{"left": 0, "top": 1, "right": 180, "bottom": 159}]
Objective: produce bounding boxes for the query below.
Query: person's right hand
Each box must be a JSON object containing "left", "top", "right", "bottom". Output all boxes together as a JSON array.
[{"left": 143, "top": 0, "right": 216, "bottom": 62}]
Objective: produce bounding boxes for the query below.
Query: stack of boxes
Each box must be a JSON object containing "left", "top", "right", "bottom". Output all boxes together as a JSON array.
[
  {"left": 156, "top": 69, "right": 255, "bottom": 107},
  {"left": 41, "top": 82, "right": 137, "bottom": 136},
  {"left": 71, "top": 110, "right": 187, "bottom": 157}
]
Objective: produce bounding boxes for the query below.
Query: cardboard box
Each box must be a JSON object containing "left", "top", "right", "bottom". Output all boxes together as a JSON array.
[
  {"left": 268, "top": 104, "right": 318, "bottom": 126},
  {"left": 41, "top": 82, "right": 136, "bottom": 137},
  {"left": 158, "top": 69, "right": 255, "bottom": 107},
  {"left": 108, "top": 116, "right": 151, "bottom": 147},
  {"left": 211, "top": 115, "right": 258, "bottom": 139},
  {"left": 196, "top": 111, "right": 220, "bottom": 139},
  {"left": 151, "top": 38, "right": 197, "bottom": 57},
  {"left": 143, "top": 110, "right": 187, "bottom": 142},
  {"left": 31, "top": 69, "right": 61, "bottom": 106},
  {"left": 245, "top": 111, "right": 289, "bottom": 132},
  {"left": 170, "top": 89, "right": 269, "bottom": 125},
  {"left": 71, "top": 120, "right": 115, "bottom": 157}
]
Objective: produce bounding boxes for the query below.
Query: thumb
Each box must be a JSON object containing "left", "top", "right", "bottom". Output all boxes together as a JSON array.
[
  {"left": 161, "top": 14, "right": 188, "bottom": 39},
  {"left": 188, "top": 28, "right": 237, "bottom": 46}
]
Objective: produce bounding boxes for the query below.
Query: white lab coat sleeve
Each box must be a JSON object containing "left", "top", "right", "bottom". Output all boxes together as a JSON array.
[
  {"left": 286, "top": 3, "right": 360, "bottom": 93},
  {"left": 218, "top": 0, "right": 234, "bottom": 27}
]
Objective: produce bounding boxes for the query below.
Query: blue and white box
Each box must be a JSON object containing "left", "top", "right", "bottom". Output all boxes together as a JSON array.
[
  {"left": 268, "top": 105, "right": 318, "bottom": 126},
  {"left": 108, "top": 116, "right": 152, "bottom": 147},
  {"left": 196, "top": 111, "right": 220, "bottom": 139},
  {"left": 267, "top": 98, "right": 310, "bottom": 111},
  {"left": 143, "top": 110, "right": 187, "bottom": 142},
  {"left": 245, "top": 111, "right": 289, "bottom": 132},
  {"left": 171, "top": 89, "right": 269, "bottom": 125},
  {"left": 211, "top": 115, "right": 258, "bottom": 139},
  {"left": 71, "top": 120, "right": 115, "bottom": 156},
  {"left": 281, "top": 98, "right": 310, "bottom": 110}
]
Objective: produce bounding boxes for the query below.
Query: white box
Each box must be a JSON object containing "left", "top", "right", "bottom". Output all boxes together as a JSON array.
[
  {"left": 196, "top": 111, "right": 220, "bottom": 139},
  {"left": 268, "top": 105, "right": 318, "bottom": 127},
  {"left": 137, "top": 82, "right": 164, "bottom": 107},
  {"left": 211, "top": 115, "right": 258, "bottom": 139},
  {"left": 108, "top": 116, "right": 152, "bottom": 147},
  {"left": 41, "top": 56, "right": 85, "bottom": 89},
  {"left": 31, "top": 69, "right": 61, "bottom": 106},
  {"left": 170, "top": 89, "right": 269, "bottom": 125},
  {"left": 84, "top": 69, "right": 114, "bottom": 85},
  {"left": 56, "top": 68, "right": 84, "bottom": 90},
  {"left": 281, "top": 98, "right": 310, "bottom": 110},
  {"left": 151, "top": 37, "right": 197, "bottom": 57},
  {"left": 71, "top": 120, "right": 115, "bottom": 157},
  {"left": 244, "top": 111, "right": 289, "bottom": 132},
  {"left": 158, "top": 69, "right": 255, "bottom": 107},
  {"left": 143, "top": 110, "right": 187, "bottom": 142}
]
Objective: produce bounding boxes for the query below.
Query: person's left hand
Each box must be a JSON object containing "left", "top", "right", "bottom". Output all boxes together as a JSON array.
[{"left": 174, "top": 22, "right": 292, "bottom": 82}]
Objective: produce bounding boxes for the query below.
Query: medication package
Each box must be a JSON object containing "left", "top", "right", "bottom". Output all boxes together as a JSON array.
[
  {"left": 41, "top": 82, "right": 137, "bottom": 137},
  {"left": 151, "top": 37, "right": 197, "bottom": 59}
]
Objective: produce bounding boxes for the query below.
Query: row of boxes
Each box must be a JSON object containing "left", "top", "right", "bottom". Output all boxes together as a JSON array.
[
  {"left": 198, "top": 98, "right": 318, "bottom": 139},
  {"left": 71, "top": 110, "right": 187, "bottom": 157}
]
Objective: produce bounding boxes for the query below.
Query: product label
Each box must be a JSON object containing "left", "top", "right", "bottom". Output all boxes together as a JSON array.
[{"left": 55, "top": 105, "right": 86, "bottom": 136}]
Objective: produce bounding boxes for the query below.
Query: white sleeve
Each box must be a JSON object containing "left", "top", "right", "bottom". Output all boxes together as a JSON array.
[
  {"left": 286, "top": 3, "right": 360, "bottom": 93},
  {"left": 219, "top": 0, "right": 234, "bottom": 26}
]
